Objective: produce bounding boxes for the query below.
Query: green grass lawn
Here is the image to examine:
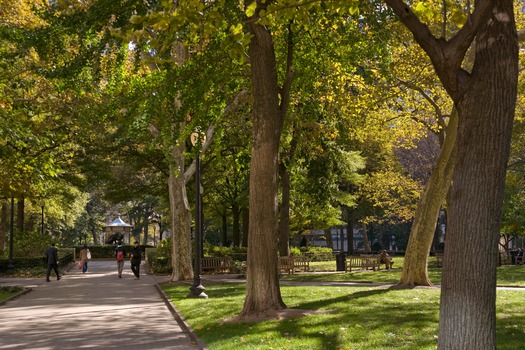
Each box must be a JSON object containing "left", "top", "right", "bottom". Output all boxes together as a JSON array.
[
  {"left": 0, "top": 286, "right": 22, "bottom": 303},
  {"left": 294, "top": 261, "right": 525, "bottom": 287},
  {"left": 164, "top": 283, "right": 525, "bottom": 350}
]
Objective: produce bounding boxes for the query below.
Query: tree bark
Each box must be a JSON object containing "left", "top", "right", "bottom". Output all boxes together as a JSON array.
[
  {"left": 398, "top": 109, "right": 457, "bottom": 286},
  {"left": 0, "top": 200, "right": 6, "bottom": 251},
  {"left": 221, "top": 212, "right": 228, "bottom": 246},
  {"left": 346, "top": 219, "right": 354, "bottom": 255},
  {"left": 239, "top": 16, "right": 286, "bottom": 319},
  {"left": 232, "top": 203, "right": 241, "bottom": 247},
  {"left": 386, "top": 1, "right": 517, "bottom": 347},
  {"left": 324, "top": 228, "right": 333, "bottom": 252},
  {"left": 241, "top": 207, "right": 249, "bottom": 247},
  {"left": 438, "top": 2, "right": 518, "bottom": 348},
  {"left": 362, "top": 223, "right": 371, "bottom": 253},
  {"left": 278, "top": 163, "right": 291, "bottom": 257},
  {"left": 169, "top": 125, "right": 193, "bottom": 281}
]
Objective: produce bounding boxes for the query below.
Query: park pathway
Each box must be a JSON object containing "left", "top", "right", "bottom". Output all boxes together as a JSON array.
[{"left": 0, "top": 261, "right": 200, "bottom": 350}]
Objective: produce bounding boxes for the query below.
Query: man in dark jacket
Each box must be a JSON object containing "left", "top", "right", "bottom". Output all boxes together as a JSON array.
[
  {"left": 46, "top": 242, "right": 61, "bottom": 282},
  {"left": 130, "top": 241, "right": 142, "bottom": 280}
]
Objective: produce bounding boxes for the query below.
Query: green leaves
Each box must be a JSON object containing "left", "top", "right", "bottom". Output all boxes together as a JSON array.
[{"left": 245, "top": 2, "right": 257, "bottom": 17}]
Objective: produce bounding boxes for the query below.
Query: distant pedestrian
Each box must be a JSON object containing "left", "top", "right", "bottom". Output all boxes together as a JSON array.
[
  {"left": 114, "top": 241, "right": 126, "bottom": 278},
  {"left": 45, "top": 242, "right": 61, "bottom": 282},
  {"left": 79, "top": 244, "right": 90, "bottom": 273},
  {"left": 379, "top": 250, "right": 394, "bottom": 270},
  {"left": 130, "top": 241, "right": 142, "bottom": 280}
]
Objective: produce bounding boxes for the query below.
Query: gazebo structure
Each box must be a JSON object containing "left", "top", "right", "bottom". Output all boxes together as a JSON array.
[{"left": 104, "top": 217, "right": 133, "bottom": 244}]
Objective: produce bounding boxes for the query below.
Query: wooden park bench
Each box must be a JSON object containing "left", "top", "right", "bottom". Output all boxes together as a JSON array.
[
  {"left": 201, "top": 257, "right": 233, "bottom": 274},
  {"left": 435, "top": 252, "right": 444, "bottom": 267},
  {"left": 279, "top": 257, "right": 310, "bottom": 274},
  {"left": 345, "top": 255, "right": 381, "bottom": 272}
]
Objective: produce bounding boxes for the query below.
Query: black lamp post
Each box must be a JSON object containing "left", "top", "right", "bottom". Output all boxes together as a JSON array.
[
  {"left": 40, "top": 200, "right": 45, "bottom": 235},
  {"left": 188, "top": 131, "right": 207, "bottom": 298},
  {"left": 8, "top": 197, "right": 15, "bottom": 270}
]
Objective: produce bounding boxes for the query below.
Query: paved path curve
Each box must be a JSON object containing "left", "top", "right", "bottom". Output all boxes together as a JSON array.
[{"left": 0, "top": 261, "right": 199, "bottom": 350}]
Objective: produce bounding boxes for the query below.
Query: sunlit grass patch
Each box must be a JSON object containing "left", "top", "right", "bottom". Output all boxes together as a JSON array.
[
  {"left": 164, "top": 283, "right": 440, "bottom": 349},
  {"left": 163, "top": 282, "right": 525, "bottom": 350},
  {"left": 0, "top": 286, "right": 22, "bottom": 302}
]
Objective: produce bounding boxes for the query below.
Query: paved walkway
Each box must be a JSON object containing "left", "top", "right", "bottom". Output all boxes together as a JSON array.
[{"left": 0, "top": 261, "right": 201, "bottom": 350}]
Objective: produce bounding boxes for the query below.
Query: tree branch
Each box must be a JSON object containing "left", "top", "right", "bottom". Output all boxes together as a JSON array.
[
  {"left": 279, "top": 22, "right": 294, "bottom": 131},
  {"left": 182, "top": 90, "right": 249, "bottom": 184},
  {"left": 396, "top": 77, "right": 444, "bottom": 120},
  {"left": 384, "top": 0, "right": 494, "bottom": 101}
]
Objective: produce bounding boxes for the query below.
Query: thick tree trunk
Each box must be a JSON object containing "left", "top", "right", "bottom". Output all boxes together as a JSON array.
[
  {"left": 221, "top": 212, "right": 228, "bottom": 246},
  {"left": 239, "top": 19, "right": 286, "bottom": 319},
  {"left": 232, "top": 204, "right": 241, "bottom": 247},
  {"left": 91, "top": 227, "right": 99, "bottom": 245},
  {"left": 169, "top": 132, "right": 193, "bottom": 281},
  {"left": 438, "top": 2, "right": 518, "bottom": 348},
  {"left": 362, "top": 223, "right": 371, "bottom": 253},
  {"left": 278, "top": 164, "right": 291, "bottom": 257},
  {"left": 142, "top": 214, "right": 149, "bottom": 245},
  {"left": 399, "top": 110, "right": 457, "bottom": 286},
  {"left": 324, "top": 229, "right": 333, "bottom": 251},
  {"left": 0, "top": 200, "right": 6, "bottom": 250},
  {"left": 346, "top": 220, "right": 354, "bottom": 255},
  {"left": 241, "top": 207, "right": 249, "bottom": 247}
]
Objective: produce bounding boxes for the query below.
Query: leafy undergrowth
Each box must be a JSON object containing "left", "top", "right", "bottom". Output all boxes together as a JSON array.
[
  {"left": 0, "top": 264, "right": 72, "bottom": 278},
  {"left": 163, "top": 283, "right": 524, "bottom": 350},
  {"left": 0, "top": 267, "right": 47, "bottom": 278}
]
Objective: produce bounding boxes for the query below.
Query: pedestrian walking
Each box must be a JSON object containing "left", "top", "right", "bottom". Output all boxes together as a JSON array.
[
  {"left": 114, "top": 241, "right": 126, "bottom": 278},
  {"left": 79, "top": 244, "right": 90, "bottom": 273},
  {"left": 130, "top": 241, "right": 142, "bottom": 280},
  {"left": 45, "top": 242, "right": 61, "bottom": 282}
]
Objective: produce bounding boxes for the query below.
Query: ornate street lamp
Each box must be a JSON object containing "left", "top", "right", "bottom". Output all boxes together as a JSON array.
[{"left": 188, "top": 130, "right": 207, "bottom": 298}]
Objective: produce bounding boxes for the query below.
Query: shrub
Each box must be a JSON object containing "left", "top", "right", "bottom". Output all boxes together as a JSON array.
[
  {"left": 289, "top": 247, "right": 301, "bottom": 257},
  {"left": 296, "top": 247, "right": 335, "bottom": 261},
  {"left": 148, "top": 251, "right": 172, "bottom": 274},
  {"left": 11, "top": 232, "right": 52, "bottom": 258}
]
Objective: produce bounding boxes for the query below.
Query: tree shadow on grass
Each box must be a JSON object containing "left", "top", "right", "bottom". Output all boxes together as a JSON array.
[{"left": 276, "top": 286, "right": 439, "bottom": 350}]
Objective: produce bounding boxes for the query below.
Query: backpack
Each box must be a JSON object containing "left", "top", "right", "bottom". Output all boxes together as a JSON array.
[{"left": 117, "top": 250, "right": 124, "bottom": 261}]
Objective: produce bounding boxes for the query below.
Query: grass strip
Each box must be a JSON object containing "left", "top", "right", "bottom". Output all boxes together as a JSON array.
[{"left": 163, "top": 283, "right": 525, "bottom": 350}]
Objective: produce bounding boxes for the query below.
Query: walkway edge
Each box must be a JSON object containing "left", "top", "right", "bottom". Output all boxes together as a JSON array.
[
  {"left": 155, "top": 283, "right": 208, "bottom": 350},
  {"left": 0, "top": 287, "right": 32, "bottom": 306}
]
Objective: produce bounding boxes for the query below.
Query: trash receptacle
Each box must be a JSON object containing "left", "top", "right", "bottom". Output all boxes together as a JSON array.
[{"left": 336, "top": 253, "right": 346, "bottom": 271}]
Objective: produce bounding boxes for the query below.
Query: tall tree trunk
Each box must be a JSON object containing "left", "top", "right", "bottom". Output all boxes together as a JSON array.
[
  {"left": 399, "top": 110, "right": 457, "bottom": 286},
  {"left": 91, "top": 227, "right": 99, "bottom": 245},
  {"left": 232, "top": 203, "right": 241, "bottom": 247},
  {"left": 169, "top": 128, "right": 193, "bottom": 281},
  {"left": 241, "top": 207, "right": 249, "bottom": 247},
  {"left": 240, "top": 18, "right": 286, "bottom": 319},
  {"left": 324, "top": 228, "right": 333, "bottom": 251},
  {"left": 347, "top": 219, "right": 354, "bottom": 255},
  {"left": 0, "top": 200, "right": 6, "bottom": 251},
  {"left": 143, "top": 212, "right": 149, "bottom": 245},
  {"left": 16, "top": 197, "right": 24, "bottom": 234},
  {"left": 278, "top": 163, "right": 291, "bottom": 257},
  {"left": 221, "top": 212, "right": 228, "bottom": 246},
  {"left": 439, "top": 3, "right": 518, "bottom": 348},
  {"left": 362, "top": 223, "right": 371, "bottom": 253}
]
